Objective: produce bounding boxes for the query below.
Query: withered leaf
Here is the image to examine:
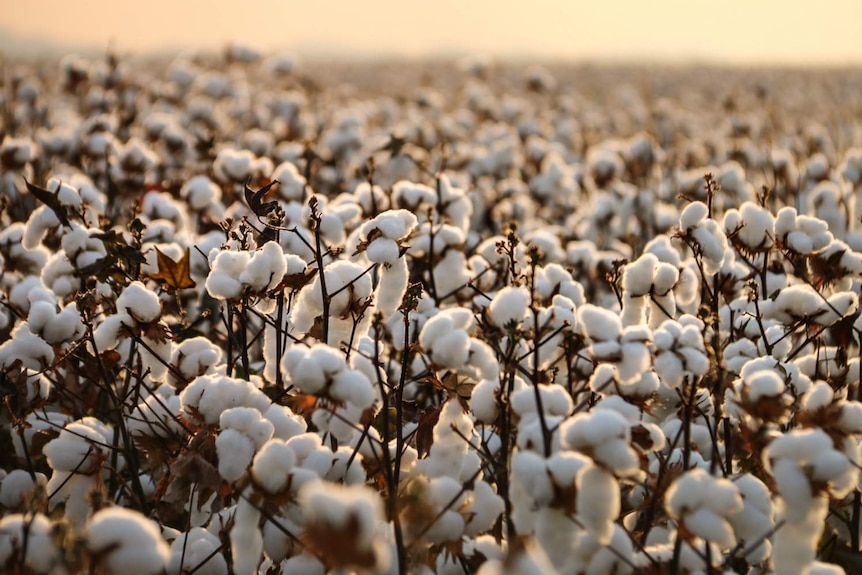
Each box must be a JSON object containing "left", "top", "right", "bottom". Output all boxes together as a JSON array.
[
  {"left": 377, "top": 134, "right": 407, "bottom": 158},
  {"left": 142, "top": 321, "right": 173, "bottom": 345},
  {"left": 286, "top": 393, "right": 318, "bottom": 417},
  {"left": 149, "top": 246, "right": 196, "bottom": 290},
  {"left": 415, "top": 403, "right": 442, "bottom": 458},
  {"left": 244, "top": 177, "right": 280, "bottom": 218},
  {"left": 24, "top": 178, "right": 71, "bottom": 228}
]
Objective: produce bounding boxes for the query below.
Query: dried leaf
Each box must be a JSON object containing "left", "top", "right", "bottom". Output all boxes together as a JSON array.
[
  {"left": 244, "top": 178, "right": 280, "bottom": 218},
  {"left": 149, "top": 246, "right": 196, "bottom": 290},
  {"left": 24, "top": 179, "right": 71, "bottom": 228}
]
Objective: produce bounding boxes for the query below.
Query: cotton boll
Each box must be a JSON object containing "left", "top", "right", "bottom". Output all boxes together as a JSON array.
[
  {"left": 264, "top": 403, "right": 306, "bottom": 440},
  {"left": 180, "top": 374, "right": 271, "bottom": 426},
  {"left": 623, "top": 253, "right": 657, "bottom": 297},
  {"left": 167, "top": 527, "right": 227, "bottom": 575},
  {"left": 238, "top": 242, "right": 287, "bottom": 293},
  {"left": 251, "top": 439, "right": 297, "bottom": 494},
  {"left": 488, "top": 286, "right": 530, "bottom": 328},
  {"left": 576, "top": 465, "right": 619, "bottom": 544},
  {"left": 230, "top": 492, "right": 263, "bottom": 575},
  {"left": 0, "top": 470, "right": 47, "bottom": 509},
  {"left": 577, "top": 304, "right": 621, "bottom": 341},
  {"left": 216, "top": 429, "right": 255, "bottom": 483},
  {"left": 87, "top": 507, "right": 170, "bottom": 575},
  {"left": 679, "top": 201, "right": 708, "bottom": 231},
  {"left": 0, "top": 513, "right": 64, "bottom": 574},
  {"left": 117, "top": 281, "right": 162, "bottom": 323}
]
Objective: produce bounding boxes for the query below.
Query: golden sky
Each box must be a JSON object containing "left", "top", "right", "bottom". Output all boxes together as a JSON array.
[{"left": 4, "top": 0, "right": 862, "bottom": 63}]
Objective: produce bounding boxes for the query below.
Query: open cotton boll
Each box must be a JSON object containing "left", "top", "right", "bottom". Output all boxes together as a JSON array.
[
  {"left": 179, "top": 374, "right": 271, "bottom": 426},
  {"left": 577, "top": 304, "right": 621, "bottom": 341},
  {"left": 665, "top": 468, "right": 742, "bottom": 549},
  {"left": 167, "top": 527, "right": 227, "bottom": 575},
  {"left": 576, "top": 465, "right": 619, "bottom": 544},
  {"left": 298, "top": 480, "right": 389, "bottom": 571},
  {"left": 623, "top": 253, "right": 658, "bottom": 297},
  {"left": 87, "top": 507, "right": 170, "bottom": 575},
  {"left": 0, "top": 513, "right": 64, "bottom": 574},
  {"left": 488, "top": 286, "right": 530, "bottom": 328},
  {"left": 679, "top": 201, "right": 708, "bottom": 231},
  {"left": 511, "top": 384, "right": 573, "bottom": 419},
  {"left": 117, "top": 281, "right": 162, "bottom": 323},
  {"left": 230, "top": 491, "right": 263, "bottom": 575},
  {"left": 237, "top": 242, "right": 287, "bottom": 293},
  {"left": 180, "top": 175, "right": 222, "bottom": 211},
  {"left": 0, "top": 470, "right": 47, "bottom": 509},
  {"left": 561, "top": 409, "right": 640, "bottom": 476},
  {"left": 170, "top": 337, "right": 222, "bottom": 386},
  {"left": 251, "top": 439, "right": 297, "bottom": 494},
  {"left": 0, "top": 324, "right": 55, "bottom": 371}
]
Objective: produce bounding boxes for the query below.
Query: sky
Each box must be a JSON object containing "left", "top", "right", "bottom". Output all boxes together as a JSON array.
[{"left": 3, "top": 0, "right": 862, "bottom": 64}]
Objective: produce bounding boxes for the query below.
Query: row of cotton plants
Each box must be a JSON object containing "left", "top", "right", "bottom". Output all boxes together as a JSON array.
[{"left": 1, "top": 47, "right": 862, "bottom": 575}]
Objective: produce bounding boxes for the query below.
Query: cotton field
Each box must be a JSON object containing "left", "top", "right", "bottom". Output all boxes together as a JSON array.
[{"left": 1, "top": 49, "right": 862, "bottom": 575}]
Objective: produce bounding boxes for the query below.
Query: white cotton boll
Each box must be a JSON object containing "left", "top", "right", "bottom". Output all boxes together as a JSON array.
[
  {"left": 463, "top": 481, "right": 505, "bottom": 536},
  {"left": 578, "top": 304, "right": 621, "bottom": 341},
  {"left": 488, "top": 286, "right": 530, "bottom": 328},
  {"left": 0, "top": 470, "right": 47, "bottom": 508},
  {"left": 365, "top": 237, "right": 400, "bottom": 264},
  {"left": 330, "top": 369, "right": 375, "bottom": 410},
  {"left": 230, "top": 494, "right": 263, "bottom": 575},
  {"left": 684, "top": 508, "right": 736, "bottom": 549},
  {"left": 180, "top": 374, "right": 270, "bottom": 426},
  {"left": 220, "top": 407, "right": 275, "bottom": 449},
  {"left": 116, "top": 281, "right": 162, "bottom": 323},
  {"left": 0, "top": 513, "right": 63, "bottom": 574},
  {"left": 802, "top": 381, "right": 834, "bottom": 412},
  {"left": 623, "top": 253, "right": 657, "bottom": 296},
  {"left": 216, "top": 429, "right": 255, "bottom": 483},
  {"left": 167, "top": 528, "right": 227, "bottom": 575},
  {"left": 679, "top": 201, "right": 708, "bottom": 231},
  {"left": 691, "top": 220, "right": 728, "bottom": 274},
  {"left": 91, "top": 313, "right": 130, "bottom": 352},
  {"left": 376, "top": 256, "right": 409, "bottom": 320},
  {"left": 428, "top": 329, "right": 471, "bottom": 369},
  {"left": 265, "top": 404, "right": 306, "bottom": 440},
  {"left": 736, "top": 202, "right": 775, "bottom": 250},
  {"left": 617, "top": 342, "right": 651, "bottom": 383},
  {"left": 652, "top": 263, "right": 679, "bottom": 295},
  {"left": 745, "top": 370, "right": 785, "bottom": 402},
  {"left": 510, "top": 384, "right": 572, "bottom": 419},
  {"left": 251, "top": 439, "right": 297, "bottom": 494},
  {"left": 577, "top": 465, "right": 619, "bottom": 544},
  {"left": 44, "top": 421, "right": 108, "bottom": 473},
  {"left": 512, "top": 450, "right": 554, "bottom": 507},
  {"left": 562, "top": 408, "right": 629, "bottom": 450},
  {"left": 87, "top": 507, "right": 170, "bottom": 575},
  {"left": 471, "top": 378, "right": 500, "bottom": 423},
  {"left": 239, "top": 242, "right": 287, "bottom": 293}
]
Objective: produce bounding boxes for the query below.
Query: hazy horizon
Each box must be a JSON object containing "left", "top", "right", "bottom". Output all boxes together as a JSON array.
[{"left": 4, "top": 0, "right": 862, "bottom": 65}]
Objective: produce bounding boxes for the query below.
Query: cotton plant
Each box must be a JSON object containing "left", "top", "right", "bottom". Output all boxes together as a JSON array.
[
  {"left": 42, "top": 417, "right": 114, "bottom": 527},
  {"left": 205, "top": 241, "right": 287, "bottom": 301},
  {"left": 281, "top": 343, "right": 378, "bottom": 442},
  {"left": 0, "top": 513, "right": 66, "bottom": 575},
  {"left": 352, "top": 208, "right": 418, "bottom": 320},
  {"left": 289, "top": 259, "right": 374, "bottom": 347},
  {"left": 764, "top": 428, "right": 858, "bottom": 575},
  {"left": 678, "top": 200, "right": 729, "bottom": 275},
  {"left": 418, "top": 306, "right": 498, "bottom": 387},
  {"left": 86, "top": 507, "right": 170, "bottom": 575},
  {"left": 93, "top": 280, "right": 172, "bottom": 382},
  {"left": 620, "top": 252, "right": 680, "bottom": 329},
  {"left": 577, "top": 304, "right": 652, "bottom": 387}
]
